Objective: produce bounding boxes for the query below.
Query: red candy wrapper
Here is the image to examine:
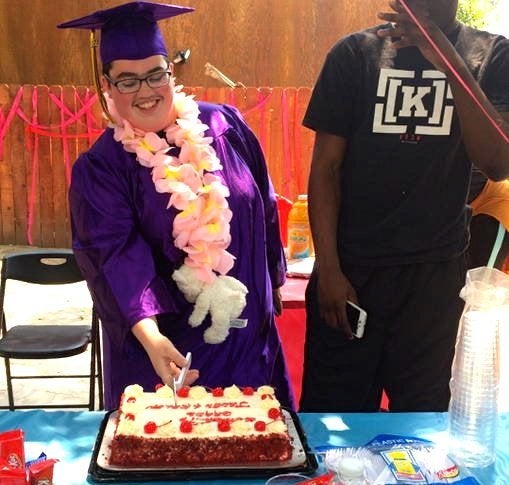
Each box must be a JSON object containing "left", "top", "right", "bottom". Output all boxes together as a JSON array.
[
  {"left": 0, "top": 429, "right": 28, "bottom": 484},
  {"left": 28, "top": 458, "right": 58, "bottom": 485},
  {"left": 0, "top": 464, "right": 27, "bottom": 485},
  {"left": 0, "top": 430, "right": 58, "bottom": 485},
  {"left": 298, "top": 472, "right": 337, "bottom": 484},
  {"left": 0, "top": 429, "right": 26, "bottom": 470}
]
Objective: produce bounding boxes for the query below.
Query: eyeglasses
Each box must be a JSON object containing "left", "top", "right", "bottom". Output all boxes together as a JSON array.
[{"left": 105, "top": 70, "right": 172, "bottom": 94}]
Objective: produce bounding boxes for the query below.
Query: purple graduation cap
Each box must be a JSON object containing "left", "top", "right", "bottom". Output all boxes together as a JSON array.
[{"left": 58, "top": 1, "right": 194, "bottom": 65}]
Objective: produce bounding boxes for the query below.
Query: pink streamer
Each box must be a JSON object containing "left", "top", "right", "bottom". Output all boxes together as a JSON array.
[
  {"left": 15, "top": 88, "right": 102, "bottom": 139},
  {"left": 24, "top": 127, "right": 103, "bottom": 139},
  {"left": 13, "top": 91, "right": 99, "bottom": 135},
  {"left": 293, "top": 88, "right": 304, "bottom": 193},
  {"left": 241, "top": 91, "right": 272, "bottom": 118},
  {"left": 399, "top": 0, "right": 509, "bottom": 144},
  {"left": 80, "top": 89, "right": 98, "bottom": 146},
  {"left": 0, "top": 86, "right": 24, "bottom": 158},
  {"left": 48, "top": 92, "right": 99, "bottom": 129}
]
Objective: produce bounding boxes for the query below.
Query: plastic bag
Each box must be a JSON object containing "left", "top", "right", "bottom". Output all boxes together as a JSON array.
[{"left": 322, "top": 434, "right": 481, "bottom": 485}]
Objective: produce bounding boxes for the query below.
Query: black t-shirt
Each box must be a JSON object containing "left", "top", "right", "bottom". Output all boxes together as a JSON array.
[{"left": 304, "top": 24, "right": 509, "bottom": 266}]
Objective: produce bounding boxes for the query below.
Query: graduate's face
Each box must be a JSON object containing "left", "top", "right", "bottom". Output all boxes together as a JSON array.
[{"left": 102, "top": 55, "right": 176, "bottom": 132}]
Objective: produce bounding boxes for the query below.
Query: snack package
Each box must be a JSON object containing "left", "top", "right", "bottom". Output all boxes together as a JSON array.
[
  {"left": 0, "top": 431, "right": 58, "bottom": 485},
  {"left": 28, "top": 458, "right": 58, "bottom": 485},
  {"left": 25, "top": 452, "right": 58, "bottom": 485},
  {"left": 0, "top": 429, "right": 27, "bottom": 485},
  {"left": 0, "top": 429, "right": 26, "bottom": 470},
  {"left": 0, "top": 464, "right": 27, "bottom": 485},
  {"left": 322, "top": 435, "right": 481, "bottom": 485}
]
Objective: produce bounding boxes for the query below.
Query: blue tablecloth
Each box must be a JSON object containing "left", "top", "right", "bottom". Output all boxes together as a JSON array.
[{"left": 0, "top": 411, "right": 508, "bottom": 484}]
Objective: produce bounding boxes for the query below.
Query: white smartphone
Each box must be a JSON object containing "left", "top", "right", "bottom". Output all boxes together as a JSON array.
[{"left": 346, "top": 300, "right": 367, "bottom": 338}]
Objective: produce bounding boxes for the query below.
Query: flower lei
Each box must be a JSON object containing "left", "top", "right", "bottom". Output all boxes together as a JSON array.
[
  {"left": 105, "top": 84, "right": 236, "bottom": 284},
  {"left": 105, "top": 84, "right": 251, "bottom": 344}
]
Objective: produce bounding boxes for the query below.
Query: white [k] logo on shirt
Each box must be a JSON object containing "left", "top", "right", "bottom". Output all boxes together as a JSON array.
[{"left": 373, "top": 68, "right": 454, "bottom": 135}]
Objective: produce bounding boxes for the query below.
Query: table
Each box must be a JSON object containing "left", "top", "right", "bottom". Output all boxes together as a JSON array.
[
  {"left": 280, "top": 276, "right": 308, "bottom": 310},
  {"left": 1, "top": 410, "right": 508, "bottom": 484}
]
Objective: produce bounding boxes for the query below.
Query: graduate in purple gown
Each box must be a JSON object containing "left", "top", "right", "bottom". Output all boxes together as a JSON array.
[{"left": 58, "top": 1, "right": 294, "bottom": 411}]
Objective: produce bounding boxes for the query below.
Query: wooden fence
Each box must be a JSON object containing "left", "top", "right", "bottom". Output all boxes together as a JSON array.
[{"left": 0, "top": 85, "right": 314, "bottom": 248}]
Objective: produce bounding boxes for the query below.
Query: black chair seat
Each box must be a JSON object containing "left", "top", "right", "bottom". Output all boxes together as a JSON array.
[{"left": 0, "top": 325, "right": 91, "bottom": 358}]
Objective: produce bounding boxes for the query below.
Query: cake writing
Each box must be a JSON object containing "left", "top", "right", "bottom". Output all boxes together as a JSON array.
[
  {"left": 146, "top": 400, "right": 250, "bottom": 410},
  {"left": 186, "top": 410, "right": 233, "bottom": 417}
]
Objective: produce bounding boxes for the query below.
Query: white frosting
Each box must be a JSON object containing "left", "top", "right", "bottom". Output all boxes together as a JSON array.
[
  {"left": 223, "top": 384, "right": 242, "bottom": 399},
  {"left": 188, "top": 386, "right": 208, "bottom": 400},
  {"left": 115, "top": 385, "right": 288, "bottom": 440},
  {"left": 155, "top": 385, "right": 174, "bottom": 399},
  {"left": 256, "top": 385, "right": 275, "bottom": 396}
]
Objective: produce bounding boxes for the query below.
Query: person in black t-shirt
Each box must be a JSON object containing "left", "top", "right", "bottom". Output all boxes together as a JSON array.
[{"left": 300, "top": 0, "right": 509, "bottom": 412}]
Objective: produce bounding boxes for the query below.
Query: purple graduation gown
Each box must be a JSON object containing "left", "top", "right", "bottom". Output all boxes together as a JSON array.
[{"left": 69, "top": 102, "right": 295, "bottom": 410}]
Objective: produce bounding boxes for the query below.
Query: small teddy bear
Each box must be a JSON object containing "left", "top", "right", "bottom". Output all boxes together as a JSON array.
[
  {"left": 172, "top": 264, "right": 205, "bottom": 303},
  {"left": 172, "top": 265, "right": 248, "bottom": 344}
]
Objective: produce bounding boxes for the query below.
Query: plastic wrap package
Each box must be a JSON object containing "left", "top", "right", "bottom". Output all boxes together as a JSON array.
[
  {"left": 321, "top": 435, "right": 481, "bottom": 485},
  {"left": 448, "top": 267, "right": 509, "bottom": 467}
]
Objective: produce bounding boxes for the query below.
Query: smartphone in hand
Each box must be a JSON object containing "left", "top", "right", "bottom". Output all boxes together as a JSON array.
[{"left": 346, "top": 300, "right": 367, "bottom": 338}]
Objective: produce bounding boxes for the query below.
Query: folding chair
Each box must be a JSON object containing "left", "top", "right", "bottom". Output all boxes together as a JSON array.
[{"left": 0, "top": 249, "right": 103, "bottom": 410}]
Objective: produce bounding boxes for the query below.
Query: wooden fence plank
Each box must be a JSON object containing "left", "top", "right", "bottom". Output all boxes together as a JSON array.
[
  {"left": 0, "top": 84, "right": 6, "bottom": 240},
  {"left": 75, "top": 86, "right": 93, "bottom": 160},
  {"left": 8, "top": 84, "right": 27, "bottom": 245},
  {"left": 24, "top": 85, "right": 42, "bottom": 247},
  {"left": 266, "top": 87, "right": 286, "bottom": 198},
  {"left": 34, "top": 85, "right": 51, "bottom": 247},
  {"left": 25, "top": 85, "right": 39, "bottom": 246},
  {"left": 241, "top": 87, "right": 264, "bottom": 138},
  {"left": 0, "top": 84, "right": 16, "bottom": 243},
  {"left": 13, "top": 84, "right": 33, "bottom": 246},
  {"left": 283, "top": 87, "right": 297, "bottom": 199},
  {"left": 294, "top": 87, "right": 313, "bottom": 196},
  {"left": 251, "top": 87, "right": 272, "bottom": 189},
  {"left": 50, "top": 85, "right": 72, "bottom": 248}
]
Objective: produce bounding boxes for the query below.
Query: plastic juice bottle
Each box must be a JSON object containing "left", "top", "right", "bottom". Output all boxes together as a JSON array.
[{"left": 287, "top": 194, "right": 314, "bottom": 259}]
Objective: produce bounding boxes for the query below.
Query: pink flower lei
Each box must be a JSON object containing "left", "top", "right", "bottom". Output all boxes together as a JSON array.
[{"left": 105, "top": 85, "right": 235, "bottom": 284}]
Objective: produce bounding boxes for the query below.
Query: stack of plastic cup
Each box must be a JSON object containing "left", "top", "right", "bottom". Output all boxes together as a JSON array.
[{"left": 448, "top": 309, "right": 500, "bottom": 468}]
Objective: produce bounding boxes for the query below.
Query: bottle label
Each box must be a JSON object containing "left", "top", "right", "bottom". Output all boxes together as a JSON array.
[{"left": 287, "top": 222, "right": 312, "bottom": 259}]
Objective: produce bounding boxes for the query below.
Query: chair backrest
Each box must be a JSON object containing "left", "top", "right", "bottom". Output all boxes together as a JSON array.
[{"left": 1, "top": 249, "right": 84, "bottom": 285}]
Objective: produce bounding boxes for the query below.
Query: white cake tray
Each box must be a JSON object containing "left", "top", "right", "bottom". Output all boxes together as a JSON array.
[{"left": 88, "top": 409, "right": 318, "bottom": 482}]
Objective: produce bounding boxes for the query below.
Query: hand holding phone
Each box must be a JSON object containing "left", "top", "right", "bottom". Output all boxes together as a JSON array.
[{"left": 346, "top": 300, "right": 367, "bottom": 338}]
